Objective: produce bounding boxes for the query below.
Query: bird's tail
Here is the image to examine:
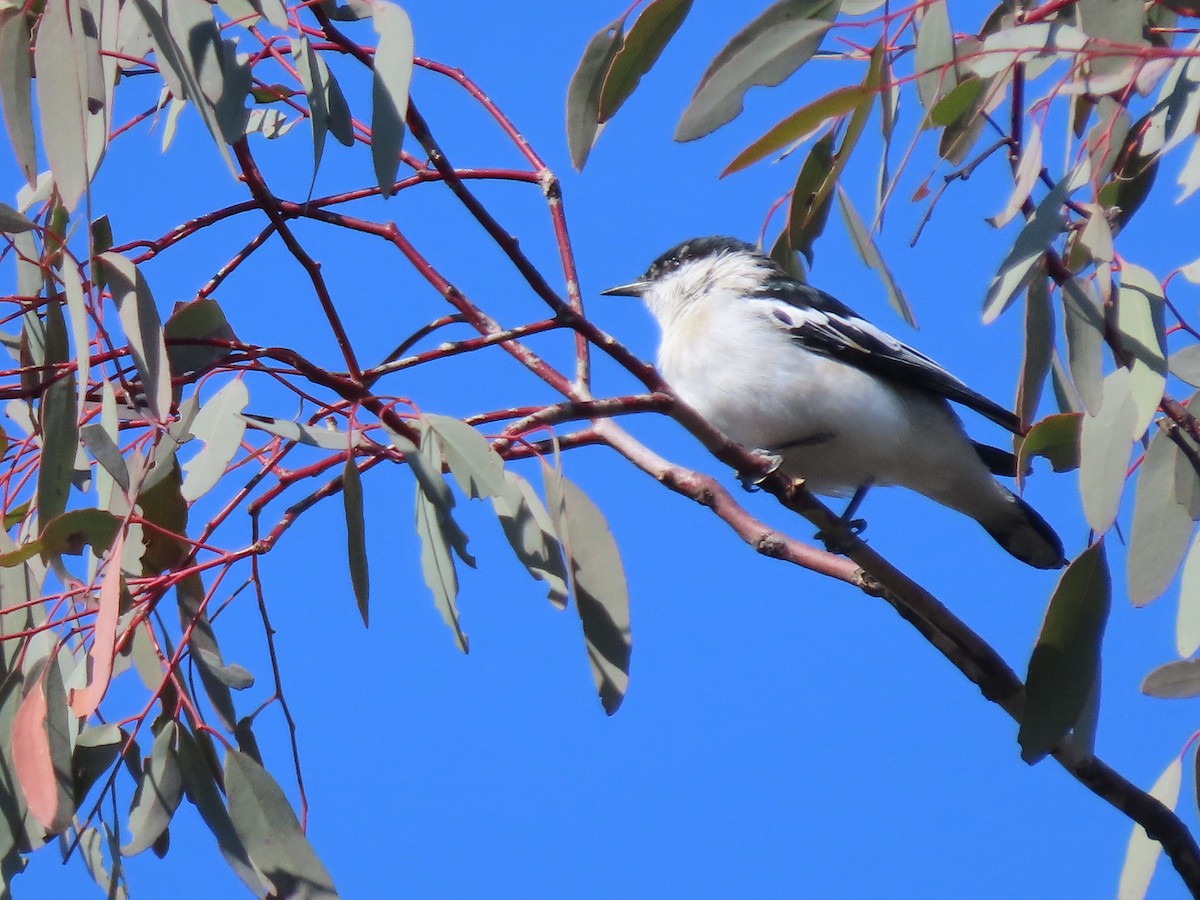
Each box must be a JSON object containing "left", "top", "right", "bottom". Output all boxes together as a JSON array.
[{"left": 979, "top": 490, "right": 1066, "bottom": 570}]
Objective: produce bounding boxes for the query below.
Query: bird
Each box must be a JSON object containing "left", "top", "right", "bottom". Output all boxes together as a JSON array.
[{"left": 601, "top": 236, "right": 1065, "bottom": 569}]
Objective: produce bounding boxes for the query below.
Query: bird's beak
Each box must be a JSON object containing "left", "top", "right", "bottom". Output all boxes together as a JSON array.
[{"left": 600, "top": 280, "right": 649, "bottom": 297}]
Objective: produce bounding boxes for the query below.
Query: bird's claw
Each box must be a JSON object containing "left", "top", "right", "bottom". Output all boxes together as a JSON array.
[
  {"left": 815, "top": 518, "right": 867, "bottom": 555},
  {"left": 738, "top": 448, "right": 783, "bottom": 492}
]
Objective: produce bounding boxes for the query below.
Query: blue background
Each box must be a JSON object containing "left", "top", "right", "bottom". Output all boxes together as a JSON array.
[{"left": 7, "top": 1, "right": 1200, "bottom": 897}]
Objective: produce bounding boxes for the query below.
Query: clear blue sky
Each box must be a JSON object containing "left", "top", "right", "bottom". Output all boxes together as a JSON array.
[{"left": 11, "top": 2, "right": 1200, "bottom": 897}]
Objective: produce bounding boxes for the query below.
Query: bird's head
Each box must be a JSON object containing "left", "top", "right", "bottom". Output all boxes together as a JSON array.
[{"left": 601, "top": 236, "right": 778, "bottom": 325}]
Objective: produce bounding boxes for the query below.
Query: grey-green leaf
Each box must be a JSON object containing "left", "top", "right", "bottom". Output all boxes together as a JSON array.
[
  {"left": 1128, "top": 426, "right": 1199, "bottom": 606},
  {"left": 1117, "top": 756, "right": 1182, "bottom": 900},
  {"left": 423, "top": 413, "right": 507, "bottom": 499},
  {"left": 1170, "top": 345, "right": 1200, "bottom": 387},
  {"left": 598, "top": 0, "right": 693, "bottom": 122},
  {"left": 163, "top": 296, "right": 237, "bottom": 379},
  {"left": 1117, "top": 262, "right": 1167, "bottom": 439},
  {"left": 835, "top": 184, "right": 915, "bottom": 327},
  {"left": 0, "top": 10, "right": 36, "bottom": 187},
  {"left": 181, "top": 379, "right": 248, "bottom": 502},
  {"left": 982, "top": 172, "right": 1072, "bottom": 323},
  {"left": 543, "top": 467, "right": 632, "bottom": 715},
  {"left": 97, "top": 252, "right": 172, "bottom": 422},
  {"left": 1017, "top": 270, "right": 1054, "bottom": 427},
  {"left": 414, "top": 428, "right": 469, "bottom": 651},
  {"left": 176, "top": 727, "right": 266, "bottom": 896},
  {"left": 1078, "top": 367, "right": 1137, "bottom": 534},
  {"left": 1177, "top": 529, "right": 1200, "bottom": 657},
  {"left": 121, "top": 721, "right": 183, "bottom": 856},
  {"left": 566, "top": 16, "right": 624, "bottom": 170},
  {"left": 225, "top": 749, "right": 337, "bottom": 899},
  {"left": 1142, "top": 659, "right": 1200, "bottom": 699},
  {"left": 370, "top": 2, "right": 413, "bottom": 197},
  {"left": 675, "top": 0, "right": 841, "bottom": 142},
  {"left": 343, "top": 456, "right": 369, "bottom": 627},
  {"left": 240, "top": 413, "right": 367, "bottom": 451},
  {"left": 1019, "top": 540, "right": 1111, "bottom": 764},
  {"left": 177, "top": 574, "right": 237, "bottom": 731},
  {"left": 1062, "top": 277, "right": 1105, "bottom": 414},
  {"left": 491, "top": 470, "right": 569, "bottom": 607},
  {"left": 914, "top": 0, "right": 955, "bottom": 111}
]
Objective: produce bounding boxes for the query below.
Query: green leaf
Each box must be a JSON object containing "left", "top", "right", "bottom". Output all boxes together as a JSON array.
[
  {"left": 1142, "top": 660, "right": 1200, "bottom": 699},
  {"left": 163, "top": 296, "right": 237, "bottom": 378},
  {"left": 81, "top": 422, "right": 131, "bottom": 494},
  {"left": 490, "top": 471, "right": 569, "bottom": 607},
  {"left": 1177, "top": 530, "right": 1200, "bottom": 656},
  {"left": 914, "top": 0, "right": 955, "bottom": 110},
  {"left": 723, "top": 84, "right": 872, "bottom": 175},
  {"left": 40, "top": 508, "right": 121, "bottom": 558},
  {"left": 96, "top": 252, "right": 172, "bottom": 421},
  {"left": 34, "top": 0, "right": 106, "bottom": 211},
  {"left": 990, "top": 120, "right": 1043, "bottom": 229},
  {"left": 1169, "top": 345, "right": 1200, "bottom": 387},
  {"left": 0, "top": 202, "right": 33, "bottom": 234},
  {"left": 675, "top": 0, "right": 841, "bottom": 142},
  {"left": 177, "top": 574, "right": 237, "bottom": 731},
  {"left": 37, "top": 312, "right": 78, "bottom": 524},
  {"left": 0, "top": 10, "right": 36, "bottom": 187},
  {"left": 291, "top": 36, "right": 355, "bottom": 192},
  {"left": 1019, "top": 540, "right": 1111, "bottom": 764},
  {"left": 1140, "top": 33, "right": 1200, "bottom": 158},
  {"left": 423, "top": 413, "right": 507, "bottom": 499},
  {"left": 225, "top": 749, "right": 338, "bottom": 898},
  {"left": 982, "top": 172, "right": 1072, "bottom": 323},
  {"left": 195, "top": 651, "right": 254, "bottom": 690},
  {"left": 73, "top": 725, "right": 126, "bottom": 806},
  {"left": 784, "top": 131, "right": 836, "bottom": 265},
  {"left": 1017, "top": 270, "right": 1054, "bottom": 428},
  {"left": 1078, "top": 368, "right": 1136, "bottom": 534},
  {"left": 543, "top": 466, "right": 632, "bottom": 715},
  {"left": 370, "top": 2, "right": 414, "bottom": 197},
  {"left": 1117, "top": 755, "right": 1182, "bottom": 900},
  {"left": 1018, "top": 414, "right": 1082, "bottom": 486},
  {"left": 177, "top": 726, "right": 266, "bottom": 896},
  {"left": 1062, "top": 277, "right": 1105, "bottom": 414},
  {"left": 1117, "top": 262, "right": 1167, "bottom": 439},
  {"left": 598, "top": 0, "right": 693, "bottom": 122},
  {"left": 409, "top": 427, "right": 473, "bottom": 651},
  {"left": 834, "top": 184, "right": 915, "bottom": 327},
  {"left": 928, "top": 77, "right": 982, "bottom": 128},
  {"left": 343, "top": 456, "right": 369, "bottom": 627},
  {"left": 566, "top": 16, "right": 624, "bottom": 170},
  {"left": 129, "top": 0, "right": 243, "bottom": 172},
  {"left": 121, "top": 721, "right": 183, "bottom": 856},
  {"left": 240, "top": 413, "right": 366, "bottom": 450},
  {"left": 181, "top": 379, "right": 248, "bottom": 502},
  {"left": 1128, "top": 427, "right": 1198, "bottom": 606},
  {"left": 136, "top": 453, "right": 189, "bottom": 576}
]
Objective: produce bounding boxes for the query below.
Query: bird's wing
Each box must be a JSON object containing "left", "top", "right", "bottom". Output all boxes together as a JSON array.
[{"left": 758, "top": 280, "right": 1023, "bottom": 434}]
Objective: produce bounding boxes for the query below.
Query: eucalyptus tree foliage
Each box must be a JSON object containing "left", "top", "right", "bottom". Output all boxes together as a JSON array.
[
  {"left": 0, "top": 0, "right": 652, "bottom": 894},
  {"left": 571, "top": 0, "right": 1200, "bottom": 895}
]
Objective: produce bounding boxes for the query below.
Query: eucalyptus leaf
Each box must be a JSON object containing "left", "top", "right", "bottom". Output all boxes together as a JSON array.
[
  {"left": 1019, "top": 540, "right": 1111, "bottom": 764},
  {"left": 675, "top": 0, "right": 841, "bottom": 142},
  {"left": 225, "top": 749, "right": 337, "bottom": 898},
  {"left": 543, "top": 466, "right": 632, "bottom": 715},
  {"left": 370, "top": 2, "right": 414, "bottom": 196},
  {"left": 1117, "top": 755, "right": 1183, "bottom": 900},
  {"left": 1078, "top": 368, "right": 1136, "bottom": 535}
]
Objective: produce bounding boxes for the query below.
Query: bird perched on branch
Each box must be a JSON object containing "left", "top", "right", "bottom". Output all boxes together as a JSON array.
[{"left": 602, "top": 236, "right": 1065, "bottom": 569}]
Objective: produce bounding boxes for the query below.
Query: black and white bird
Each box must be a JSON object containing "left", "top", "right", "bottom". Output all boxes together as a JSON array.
[{"left": 602, "top": 236, "right": 1065, "bottom": 569}]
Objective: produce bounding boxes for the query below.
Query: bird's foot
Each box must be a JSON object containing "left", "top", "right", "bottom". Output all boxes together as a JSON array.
[
  {"left": 738, "top": 448, "right": 783, "bottom": 492},
  {"left": 815, "top": 514, "right": 867, "bottom": 555}
]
